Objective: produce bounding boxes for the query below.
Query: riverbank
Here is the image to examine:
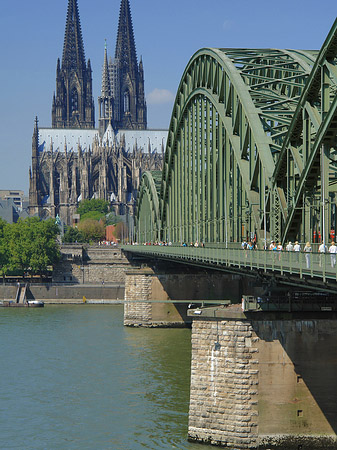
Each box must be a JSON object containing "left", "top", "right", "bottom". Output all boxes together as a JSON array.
[{"left": 0, "top": 284, "right": 124, "bottom": 304}]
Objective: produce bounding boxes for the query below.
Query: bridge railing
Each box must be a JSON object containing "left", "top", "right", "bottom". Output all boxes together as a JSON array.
[{"left": 122, "top": 245, "right": 337, "bottom": 282}]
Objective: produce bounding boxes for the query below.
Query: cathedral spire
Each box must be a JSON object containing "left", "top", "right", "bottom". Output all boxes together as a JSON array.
[
  {"left": 101, "top": 40, "right": 111, "bottom": 97},
  {"left": 52, "top": 0, "right": 94, "bottom": 129},
  {"left": 115, "top": 0, "right": 138, "bottom": 76},
  {"left": 98, "top": 0, "right": 146, "bottom": 132},
  {"left": 62, "top": 0, "right": 86, "bottom": 71}
]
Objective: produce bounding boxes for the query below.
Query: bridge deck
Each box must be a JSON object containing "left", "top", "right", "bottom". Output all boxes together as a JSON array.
[{"left": 122, "top": 245, "right": 337, "bottom": 284}]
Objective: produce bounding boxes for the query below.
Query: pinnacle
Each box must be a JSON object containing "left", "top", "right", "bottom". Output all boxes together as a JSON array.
[
  {"left": 62, "top": 0, "right": 86, "bottom": 71},
  {"left": 115, "top": 0, "right": 138, "bottom": 74}
]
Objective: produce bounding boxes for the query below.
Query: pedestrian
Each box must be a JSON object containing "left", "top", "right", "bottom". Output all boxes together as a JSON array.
[
  {"left": 329, "top": 241, "right": 337, "bottom": 268},
  {"left": 269, "top": 240, "right": 275, "bottom": 250},
  {"left": 318, "top": 242, "right": 327, "bottom": 267},
  {"left": 293, "top": 241, "right": 301, "bottom": 262},
  {"left": 286, "top": 241, "right": 293, "bottom": 251},
  {"left": 319, "top": 242, "right": 327, "bottom": 253},
  {"left": 304, "top": 242, "right": 312, "bottom": 268}
]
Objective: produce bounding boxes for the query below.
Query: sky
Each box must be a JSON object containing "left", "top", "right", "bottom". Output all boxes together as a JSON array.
[{"left": 0, "top": 0, "right": 336, "bottom": 194}]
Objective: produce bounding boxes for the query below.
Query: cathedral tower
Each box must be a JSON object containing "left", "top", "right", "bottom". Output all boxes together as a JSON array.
[
  {"left": 99, "top": 0, "right": 147, "bottom": 135},
  {"left": 52, "top": 0, "right": 95, "bottom": 129}
]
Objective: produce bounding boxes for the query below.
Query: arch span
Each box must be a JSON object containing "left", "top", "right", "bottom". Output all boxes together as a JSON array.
[
  {"left": 136, "top": 20, "right": 337, "bottom": 247},
  {"left": 160, "top": 48, "right": 313, "bottom": 245},
  {"left": 136, "top": 171, "right": 161, "bottom": 243}
]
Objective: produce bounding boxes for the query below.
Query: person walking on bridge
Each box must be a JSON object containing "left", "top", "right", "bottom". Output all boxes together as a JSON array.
[
  {"left": 304, "top": 242, "right": 312, "bottom": 269},
  {"left": 329, "top": 241, "right": 337, "bottom": 268},
  {"left": 318, "top": 242, "right": 327, "bottom": 267},
  {"left": 293, "top": 241, "right": 301, "bottom": 263},
  {"left": 286, "top": 241, "right": 293, "bottom": 251}
]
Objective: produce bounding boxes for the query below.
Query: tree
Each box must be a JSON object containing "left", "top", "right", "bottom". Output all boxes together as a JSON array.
[
  {"left": 78, "top": 219, "right": 105, "bottom": 242},
  {"left": 0, "top": 218, "right": 9, "bottom": 276},
  {"left": 62, "top": 226, "right": 85, "bottom": 243},
  {"left": 105, "top": 212, "right": 121, "bottom": 226},
  {"left": 77, "top": 199, "right": 109, "bottom": 218},
  {"left": 3, "top": 217, "right": 60, "bottom": 275}
]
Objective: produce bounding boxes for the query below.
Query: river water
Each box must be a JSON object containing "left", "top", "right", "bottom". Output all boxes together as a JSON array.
[{"left": 0, "top": 305, "right": 213, "bottom": 450}]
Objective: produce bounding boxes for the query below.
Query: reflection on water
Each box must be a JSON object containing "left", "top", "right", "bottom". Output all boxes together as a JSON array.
[{"left": 0, "top": 305, "right": 213, "bottom": 449}]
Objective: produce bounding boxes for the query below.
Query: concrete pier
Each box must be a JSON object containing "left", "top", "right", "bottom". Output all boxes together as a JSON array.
[
  {"left": 123, "top": 267, "right": 241, "bottom": 327},
  {"left": 188, "top": 306, "right": 337, "bottom": 449}
]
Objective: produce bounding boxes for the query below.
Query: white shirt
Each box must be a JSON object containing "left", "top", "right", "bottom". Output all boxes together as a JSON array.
[
  {"left": 294, "top": 244, "right": 301, "bottom": 252},
  {"left": 329, "top": 244, "right": 337, "bottom": 254},
  {"left": 319, "top": 244, "right": 327, "bottom": 253}
]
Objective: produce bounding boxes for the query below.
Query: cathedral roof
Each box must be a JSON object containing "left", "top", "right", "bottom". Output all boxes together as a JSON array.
[
  {"left": 38, "top": 128, "right": 168, "bottom": 154},
  {"left": 116, "top": 129, "right": 167, "bottom": 153},
  {"left": 102, "top": 123, "right": 114, "bottom": 145},
  {"left": 38, "top": 128, "right": 98, "bottom": 153}
]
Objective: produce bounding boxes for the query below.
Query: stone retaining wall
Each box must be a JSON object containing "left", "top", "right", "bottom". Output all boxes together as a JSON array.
[
  {"left": 53, "top": 246, "right": 129, "bottom": 284},
  {"left": 0, "top": 284, "right": 124, "bottom": 304}
]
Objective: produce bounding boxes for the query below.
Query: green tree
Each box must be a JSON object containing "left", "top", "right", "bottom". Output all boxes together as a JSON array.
[
  {"left": 0, "top": 218, "right": 9, "bottom": 276},
  {"left": 4, "top": 217, "right": 60, "bottom": 274},
  {"left": 80, "top": 210, "right": 106, "bottom": 222},
  {"left": 62, "top": 226, "right": 86, "bottom": 243},
  {"left": 78, "top": 219, "right": 105, "bottom": 242},
  {"left": 77, "top": 199, "right": 109, "bottom": 218},
  {"left": 105, "top": 212, "right": 121, "bottom": 226}
]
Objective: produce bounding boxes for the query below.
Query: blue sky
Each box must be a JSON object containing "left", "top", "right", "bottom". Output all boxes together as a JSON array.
[{"left": 0, "top": 0, "right": 335, "bottom": 194}]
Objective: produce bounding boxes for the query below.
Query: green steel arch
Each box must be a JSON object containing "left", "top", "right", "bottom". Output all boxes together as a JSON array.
[
  {"left": 136, "top": 19, "right": 337, "bottom": 248},
  {"left": 159, "top": 47, "right": 315, "bottom": 245},
  {"left": 273, "top": 18, "right": 337, "bottom": 243},
  {"left": 136, "top": 170, "right": 162, "bottom": 243}
]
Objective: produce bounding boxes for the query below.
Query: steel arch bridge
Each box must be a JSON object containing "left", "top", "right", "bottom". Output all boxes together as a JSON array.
[{"left": 136, "top": 19, "right": 337, "bottom": 249}]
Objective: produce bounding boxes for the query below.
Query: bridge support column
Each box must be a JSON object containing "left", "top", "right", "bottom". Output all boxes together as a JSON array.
[
  {"left": 124, "top": 267, "right": 191, "bottom": 327},
  {"left": 188, "top": 307, "right": 337, "bottom": 449},
  {"left": 124, "top": 268, "right": 241, "bottom": 328}
]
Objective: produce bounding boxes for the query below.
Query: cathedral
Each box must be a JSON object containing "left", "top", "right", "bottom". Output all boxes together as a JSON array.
[{"left": 29, "top": 0, "right": 166, "bottom": 225}]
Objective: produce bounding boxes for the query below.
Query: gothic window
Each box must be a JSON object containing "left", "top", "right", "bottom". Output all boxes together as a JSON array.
[
  {"left": 104, "top": 99, "right": 110, "bottom": 117},
  {"left": 124, "top": 91, "right": 130, "bottom": 112},
  {"left": 71, "top": 88, "right": 79, "bottom": 113}
]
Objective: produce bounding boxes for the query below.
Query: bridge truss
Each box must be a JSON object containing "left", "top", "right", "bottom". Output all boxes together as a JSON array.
[{"left": 136, "top": 19, "right": 337, "bottom": 247}]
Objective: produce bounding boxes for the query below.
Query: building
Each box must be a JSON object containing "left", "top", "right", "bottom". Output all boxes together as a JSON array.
[
  {"left": 0, "top": 190, "right": 25, "bottom": 210},
  {"left": 98, "top": 0, "right": 147, "bottom": 136},
  {"left": 29, "top": 0, "right": 166, "bottom": 225},
  {"left": 52, "top": 0, "right": 95, "bottom": 129}
]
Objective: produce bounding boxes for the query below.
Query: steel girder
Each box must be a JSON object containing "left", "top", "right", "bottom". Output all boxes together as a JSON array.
[
  {"left": 274, "top": 18, "right": 337, "bottom": 243},
  {"left": 136, "top": 170, "right": 161, "bottom": 243},
  {"left": 158, "top": 48, "right": 313, "bottom": 245},
  {"left": 136, "top": 20, "right": 337, "bottom": 246}
]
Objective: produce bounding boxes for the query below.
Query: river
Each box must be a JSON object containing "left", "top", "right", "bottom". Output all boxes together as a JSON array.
[{"left": 0, "top": 305, "right": 214, "bottom": 450}]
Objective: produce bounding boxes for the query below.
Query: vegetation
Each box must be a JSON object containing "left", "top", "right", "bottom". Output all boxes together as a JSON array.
[
  {"left": 61, "top": 199, "right": 129, "bottom": 244},
  {"left": 0, "top": 217, "right": 60, "bottom": 276},
  {"left": 78, "top": 219, "right": 105, "bottom": 243},
  {"left": 77, "top": 199, "right": 109, "bottom": 219},
  {"left": 62, "top": 226, "right": 85, "bottom": 244}
]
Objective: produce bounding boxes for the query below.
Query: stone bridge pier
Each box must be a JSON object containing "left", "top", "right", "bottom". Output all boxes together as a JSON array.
[
  {"left": 187, "top": 306, "right": 337, "bottom": 449},
  {"left": 123, "top": 266, "right": 241, "bottom": 327}
]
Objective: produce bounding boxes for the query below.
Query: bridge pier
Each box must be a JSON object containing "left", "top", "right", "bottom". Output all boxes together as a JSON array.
[
  {"left": 188, "top": 307, "right": 337, "bottom": 449},
  {"left": 123, "top": 267, "right": 241, "bottom": 327}
]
